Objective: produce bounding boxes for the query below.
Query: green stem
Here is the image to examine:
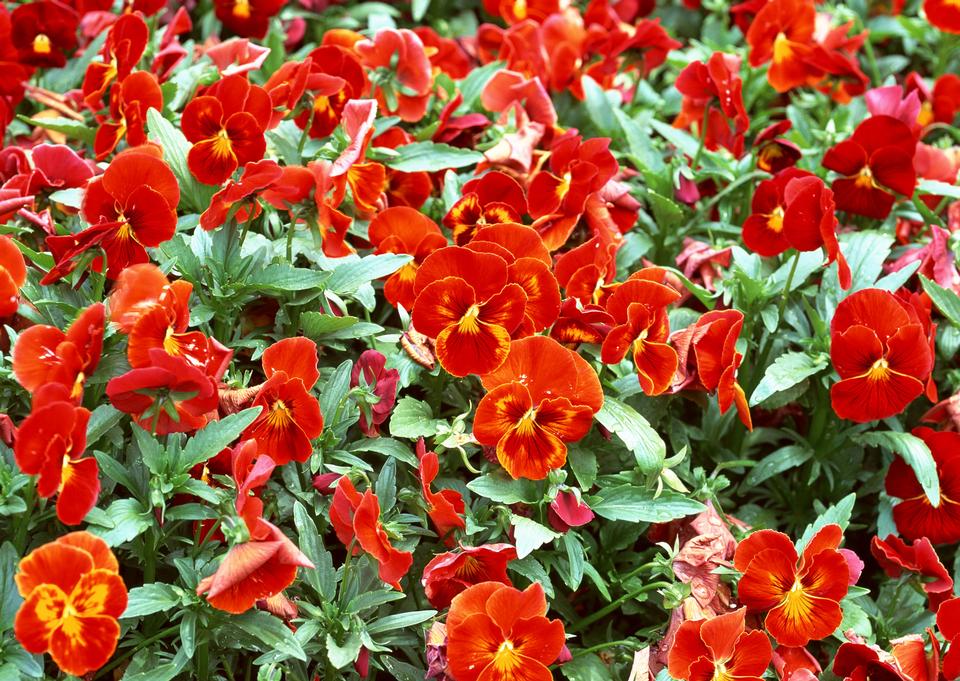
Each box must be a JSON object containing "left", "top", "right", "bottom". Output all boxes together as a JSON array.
[
  {"left": 197, "top": 634, "right": 210, "bottom": 681},
  {"left": 297, "top": 108, "right": 316, "bottom": 160},
  {"left": 143, "top": 530, "right": 157, "bottom": 583},
  {"left": 856, "top": 15, "right": 882, "bottom": 86},
  {"left": 690, "top": 106, "right": 710, "bottom": 170},
  {"left": 94, "top": 624, "right": 181, "bottom": 678},
  {"left": 569, "top": 581, "right": 673, "bottom": 633},
  {"left": 572, "top": 640, "right": 642, "bottom": 657},
  {"left": 748, "top": 250, "right": 801, "bottom": 393},
  {"left": 679, "top": 171, "right": 769, "bottom": 235}
]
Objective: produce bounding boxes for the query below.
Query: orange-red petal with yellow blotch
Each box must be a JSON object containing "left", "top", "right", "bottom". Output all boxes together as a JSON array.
[
  {"left": 57, "top": 457, "right": 101, "bottom": 526},
  {"left": 535, "top": 396, "right": 595, "bottom": 443},
  {"left": 727, "top": 629, "right": 774, "bottom": 678},
  {"left": 633, "top": 340, "right": 679, "bottom": 396},
  {"left": 15, "top": 543, "right": 93, "bottom": 599},
  {"left": 799, "top": 547, "right": 851, "bottom": 603},
  {"left": 108, "top": 263, "right": 170, "bottom": 331},
  {"left": 446, "top": 612, "right": 504, "bottom": 681},
  {"left": 262, "top": 337, "right": 320, "bottom": 389},
  {"left": 436, "top": 315, "right": 513, "bottom": 377},
  {"left": 48, "top": 614, "right": 121, "bottom": 677},
  {"left": 70, "top": 569, "right": 127, "bottom": 619},
  {"left": 508, "top": 258, "right": 561, "bottom": 333},
  {"left": 830, "top": 370, "right": 924, "bottom": 422},
  {"left": 412, "top": 276, "right": 478, "bottom": 339},
  {"left": 478, "top": 283, "right": 527, "bottom": 334},
  {"left": 188, "top": 135, "right": 239, "bottom": 186},
  {"left": 474, "top": 382, "right": 533, "bottom": 446},
  {"left": 737, "top": 548, "right": 796, "bottom": 610},
  {"left": 764, "top": 591, "right": 842, "bottom": 647},
  {"left": 414, "top": 246, "right": 508, "bottom": 300},
  {"left": 496, "top": 414, "right": 570, "bottom": 480},
  {"left": 14, "top": 584, "right": 67, "bottom": 653}
]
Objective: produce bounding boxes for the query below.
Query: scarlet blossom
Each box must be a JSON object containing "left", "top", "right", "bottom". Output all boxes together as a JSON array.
[
  {"left": 433, "top": 94, "right": 491, "bottom": 149},
  {"left": 81, "top": 12, "right": 148, "bottom": 106},
  {"left": 912, "top": 73, "right": 960, "bottom": 125},
  {"left": 200, "top": 158, "right": 284, "bottom": 231},
  {"left": 925, "top": 0, "right": 960, "bottom": 33},
  {"left": 550, "top": 297, "right": 615, "bottom": 347},
  {"left": 742, "top": 168, "right": 816, "bottom": 256},
  {"left": 93, "top": 70, "right": 164, "bottom": 160},
  {"left": 213, "top": 0, "right": 284, "bottom": 39},
  {"left": 0, "top": 234, "right": 26, "bottom": 316},
  {"left": 829, "top": 289, "right": 933, "bottom": 422},
  {"left": 833, "top": 635, "right": 941, "bottom": 681},
  {"left": 206, "top": 37, "right": 271, "bottom": 76},
  {"left": 329, "top": 476, "right": 413, "bottom": 590},
  {"left": 822, "top": 115, "right": 917, "bottom": 220},
  {"left": 411, "top": 246, "right": 528, "bottom": 377},
  {"left": 11, "top": 1, "right": 79, "bottom": 68},
  {"left": 421, "top": 544, "right": 517, "bottom": 609},
  {"left": 548, "top": 490, "right": 595, "bottom": 532},
  {"left": 672, "top": 309, "right": 753, "bottom": 430},
  {"left": 674, "top": 53, "right": 749, "bottom": 156},
  {"left": 44, "top": 147, "right": 179, "bottom": 282},
  {"left": 871, "top": 534, "right": 954, "bottom": 610},
  {"left": 474, "top": 336, "right": 603, "bottom": 480},
  {"left": 417, "top": 440, "right": 466, "bottom": 545},
  {"left": 368, "top": 206, "right": 446, "bottom": 310},
  {"left": 351, "top": 349, "right": 400, "bottom": 437},
  {"left": 886, "top": 427, "right": 960, "bottom": 545},
  {"left": 242, "top": 337, "right": 324, "bottom": 465},
  {"left": 15, "top": 384, "right": 98, "bottom": 525},
  {"left": 182, "top": 74, "right": 270, "bottom": 185},
  {"left": 755, "top": 120, "right": 802, "bottom": 174},
  {"left": 480, "top": 70, "right": 558, "bottom": 129},
  {"left": 734, "top": 524, "right": 857, "bottom": 647},
  {"left": 554, "top": 233, "right": 619, "bottom": 305},
  {"left": 746, "top": 0, "right": 818, "bottom": 92},
  {"left": 482, "top": 0, "right": 561, "bottom": 23},
  {"left": 668, "top": 608, "right": 773, "bottom": 681},
  {"left": 106, "top": 348, "right": 219, "bottom": 434},
  {"left": 414, "top": 27, "right": 473, "bottom": 79},
  {"left": 865, "top": 85, "right": 924, "bottom": 137},
  {"left": 675, "top": 238, "right": 733, "bottom": 294},
  {"left": 443, "top": 171, "right": 527, "bottom": 245},
  {"left": 773, "top": 646, "right": 821, "bottom": 681},
  {"left": 279, "top": 46, "right": 367, "bottom": 139},
  {"left": 354, "top": 29, "right": 433, "bottom": 122},
  {"left": 197, "top": 517, "right": 314, "bottom": 614},
  {"left": 13, "top": 303, "right": 105, "bottom": 400},
  {"left": 445, "top": 582, "right": 565, "bottom": 681},
  {"left": 600, "top": 271, "right": 681, "bottom": 396},
  {"left": 938, "top": 598, "right": 960, "bottom": 678},
  {"left": 14, "top": 532, "right": 126, "bottom": 677},
  {"left": 374, "top": 127, "right": 433, "bottom": 209}
]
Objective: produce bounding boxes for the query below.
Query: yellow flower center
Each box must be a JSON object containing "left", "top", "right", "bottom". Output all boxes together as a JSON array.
[
  {"left": 768, "top": 206, "right": 785, "bottom": 233},
  {"left": 458, "top": 304, "right": 482, "bottom": 333},
  {"left": 773, "top": 32, "right": 793, "bottom": 63},
  {"left": 267, "top": 400, "right": 293, "bottom": 428},
  {"left": 163, "top": 326, "right": 180, "bottom": 356},
  {"left": 33, "top": 34, "right": 52, "bottom": 55},
  {"left": 233, "top": 0, "right": 251, "bottom": 19},
  {"left": 855, "top": 165, "right": 876, "bottom": 189},
  {"left": 867, "top": 357, "right": 890, "bottom": 381}
]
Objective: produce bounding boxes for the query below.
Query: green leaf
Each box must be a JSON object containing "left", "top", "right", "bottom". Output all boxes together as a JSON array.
[
  {"left": 293, "top": 502, "right": 337, "bottom": 600},
  {"left": 0, "top": 542, "right": 22, "bottom": 632},
  {"left": 349, "top": 438, "right": 418, "bottom": 467},
  {"left": 646, "top": 191, "right": 685, "bottom": 232},
  {"left": 614, "top": 109, "right": 665, "bottom": 175},
  {"left": 510, "top": 515, "right": 561, "bottom": 559},
  {"left": 228, "top": 610, "right": 307, "bottom": 661},
  {"left": 86, "top": 405, "right": 124, "bottom": 445},
  {"left": 743, "top": 445, "right": 813, "bottom": 487},
  {"left": 582, "top": 76, "right": 617, "bottom": 135},
  {"left": 319, "top": 360, "right": 353, "bottom": 426},
  {"left": 87, "top": 498, "right": 154, "bottom": 545},
  {"left": 122, "top": 584, "right": 183, "bottom": 618},
  {"left": 301, "top": 313, "right": 383, "bottom": 341},
  {"left": 595, "top": 397, "right": 666, "bottom": 473},
  {"left": 16, "top": 115, "right": 95, "bottom": 144},
  {"left": 366, "top": 609, "right": 437, "bottom": 634},
  {"left": 649, "top": 119, "right": 700, "bottom": 158},
  {"left": 750, "top": 352, "right": 829, "bottom": 406},
  {"left": 411, "top": 0, "right": 431, "bottom": 20},
  {"left": 590, "top": 487, "right": 705, "bottom": 523},
  {"left": 854, "top": 431, "right": 939, "bottom": 506},
  {"left": 146, "top": 108, "right": 212, "bottom": 213},
  {"left": 179, "top": 408, "right": 262, "bottom": 471},
  {"left": 920, "top": 275, "right": 960, "bottom": 328},
  {"left": 456, "top": 61, "right": 502, "bottom": 115},
  {"left": 244, "top": 264, "right": 329, "bottom": 293},
  {"left": 381, "top": 141, "right": 483, "bottom": 172},
  {"left": 918, "top": 179, "right": 960, "bottom": 200},
  {"left": 389, "top": 397, "right": 442, "bottom": 439},
  {"left": 327, "top": 253, "right": 411, "bottom": 295},
  {"left": 327, "top": 632, "right": 362, "bottom": 669},
  {"left": 796, "top": 492, "right": 856, "bottom": 552},
  {"left": 93, "top": 450, "right": 142, "bottom": 499},
  {"left": 467, "top": 473, "right": 540, "bottom": 504}
]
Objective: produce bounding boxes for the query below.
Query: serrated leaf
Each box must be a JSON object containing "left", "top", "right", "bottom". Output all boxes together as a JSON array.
[
  {"left": 510, "top": 515, "right": 561, "bottom": 559},
  {"left": 389, "top": 397, "right": 442, "bottom": 439},
  {"left": 855, "top": 431, "right": 939, "bottom": 506},
  {"left": 122, "top": 584, "right": 182, "bottom": 618},
  {"left": 750, "top": 352, "right": 829, "bottom": 406},
  {"left": 595, "top": 397, "right": 665, "bottom": 473},
  {"left": 229, "top": 610, "right": 307, "bottom": 661},
  {"left": 382, "top": 141, "right": 482, "bottom": 172},
  {"left": 179, "top": 408, "right": 262, "bottom": 471},
  {"left": 467, "top": 473, "right": 540, "bottom": 504},
  {"left": 590, "top": 487, "right": 705, "bottom": 523},
  {"left": 326, "top": 253, "right": 411, "bottom": 295}
]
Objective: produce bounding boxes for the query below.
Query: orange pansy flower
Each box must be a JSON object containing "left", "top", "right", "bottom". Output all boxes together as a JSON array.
[
  {"left": 368, "top": 206, "right": 447, "bottom": 310},
  {"left": 417, "top": 439, "right": 466, "bottom": 546},
  {"left": 668, "top": 608, "right": 773, "bottom": 681},
  {"left": 14, "top": 532, "right": 126, "bottom": 677},
  {"left": 745, "top": 0, "right": 819, "bottom": 92},
  {"left": 421, "top": 544, "right": 517, "bottom": 609}
]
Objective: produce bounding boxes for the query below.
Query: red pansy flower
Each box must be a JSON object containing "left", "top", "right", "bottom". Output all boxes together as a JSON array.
[
  {"left": 829, "top": 289, "right": 933, "bottom": 422},
  {"left": 15, "top": 384, "right": 98, "bottom": 525},
  {"left": 206, "top": 37, "right": 271, "bottom": 76},
  {"left": 242, "top": 337, "right": 324, "bottom": 465},
  {"left": 746, "top": 0, "right": 818, "bottom": 92},
  {"left": 822, "top": 115, "right": 917, "bottom": 220},
  {"left": 871, "top": 534, "right": 954, "bottom": 610},
  {"left": 421, "top": 544, "right": 517, "bottom": 609},
  {"left": 182, "top": 74, "right": 270, "bottom": 185},
  {"left": 668, "top": 608, "right": 773, "bottom": 681},
  {"left": 832, "top": 638, "right": 940, "bottom": 681},
  {"left": 368, "top": 206, "right": 447, "bottom": 310},
  {"left": 329, "top": 476, "right": 413, "bottom": 590},
  {"left": 600, "top": 271, "right": 681, "bottom": 396},
  {"left": 443, "top": 171, "right": 527, "bottom": 246},
  {"left": 674, "top": 53, "right": 750, "bottom": 156},
  {"left": 938, "top": 598, "right": 960, "bottom": 679},
  {"left": 354, "top": 29, "right": 433, "bottom": 123},
  {"left": 0, "top": 235, "right": 26, "bottom": 316},
  {"left": 445, "top": 582, "right": 565, "bottom": 681},
  {"left": 351, "top": 349, "right": 400, "bottom": 437},
  {"left": 474, "top": 336, "right": 603, "bottom": 480},
  {"left": 411, "top": 246, "right": 527, "bottom": 377},
  {"left": 81, "top": 12, "right": 149, "bottom": 106},
  {"left": 13, "top": 303, "right": 105, "bottom": 401},
  {"left": 200, "top": 158, "right": 284, "bottom": 231},
  {"left": 279, "top": 46, "right": 368, "bottom": 139},
  {"left": 14, "top": 532, "right": 126, "bottom": 678},
  {"left": 550, "top": 297, "right": 615, "bottom": 347},
  {"left": 213, "top": 0, "right": 284, "bottom": 39},
  {"left": 886, "top": 427, "right": 960, "bottom": 545},
  {"left": 44, "top": 147, "right": 179, "bottom": 282},
  {"left": 755, "top": 120, "right": 802, "bottom": 174},
  {"left": 11, "top": 1, "right": 79, "bottom": 68},
  {"left": 548, "top": 490, "right": 595, "bottom": 532},
  {"left": 925, "top": 0, "right": 960, "bottom": 33},
  {"left": 735, "top": 525, "right": 856, "bottom": 647},
  {"left": 93, "top": 70, "right": 163, "bottom": 160},
  {"left": 417, "top": 440, "right": 466, "bottom": 546}
]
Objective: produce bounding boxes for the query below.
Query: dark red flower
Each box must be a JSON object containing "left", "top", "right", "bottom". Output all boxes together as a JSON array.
[
  {"left": 421, "top": 544, "right": 517, "bottom": 609},
  {"left": 351, "top": 350, "right": 399, "bottom": 437},
  {"left": 213, "top": 0, "right": 284, "bottom": 39},
  {"left": 11, "top": 1, "right": 79, "bottom": 68},
  {"left": 871, "top": 534, "right": 953, "bottom": 610},
  {"left": 674, "top": 53, "right": 750, "bottom": 156}
]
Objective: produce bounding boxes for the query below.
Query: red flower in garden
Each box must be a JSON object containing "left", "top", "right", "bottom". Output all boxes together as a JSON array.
[
  {"left": 182, "top": 74, "right": 270, "bottom": 185},
  {"left": 354, "top": 29, "right": 433, "bottom": 122},
  {"left": 743, "top": 168, "right": 815, "bottom": 256},
  {"left": 329, "top": 476, "right": 413, "bottom": 590},
  {"left": 924, "top": 0, "right": 960, "bottom": 33},
  {"left": 734, "top": 525, "right": 858, "bottom": 647},
  {"left": 213, "top": 0, "right": 284, "bottom": 39},
  {"left": 832, "top": 637, "right": 942, "bottom": 681},
  {"left": 672, "top": 309, "right": 753, "bottom": 430},
  {"left": 443, "top": 171, "right": 527, "bottom": 246},
  {"left": 674, "top": 53, "right": 750, "bottom": 156},
  {"left": 0, "top": 235, "right": 26, "bottom": 316},
  {"left": 755, "top": 120, "right": 802, "bottom": 174},
  {"left": 822, "top": 115, "right": 918, "bottom": 220},
  {"left": 668, "top": 608, "right": 773, "bottom": 681},
  {"left": 550, "top": 297, "right": 615, "bottom": 347},
  {"left": 417, "top": 439, "right": 466, "bottom": 546},
  {"left": 871, "top": 534, "right": 954, "bottom": 610},
  {"left": 106, "top": 348, "right": 219, "bottom": 434},
  {"left": 200, "top": 158, "right": 284, "bottom": 231},
  {"left": 746, "top": 0, "right": 818, "bottom": 92},
  {"left": 938, "top": 598, "right": 960, "bottom": 679},
  {"left": 197, "top": 517, "right": 314, "bottom": 614},
  {"left": 886, "top": 427, "right": 960, "bottom": 545},
  {"left": 13, "top": 303, "right": 105, "bottom": 401},
  {"left": 351, "top": 350, "right": 400, "bottom": 437},
  {"left": 81, "top": 12, "right": 149, "bottom": 106},
  {"left": 14, "top": 532, "right": 126, "bottom": 677},
  {"left": 411, "top": 246, "right": 527, "bottom": 377},
  {"left": 368, "top": 206, "right": 447, "bottom": 310},
  {"left": 10, "top": 1, "right": 79, "bottom": 69},
  {"left": 93, "top": 71, "right": 163, "bottom": 160},
  {"left": 829, "top": 289, "right": 933, "bottom": 422},
  {"left": 474, "top": 336, "right": 603, "bottom": 479},
  {"left": 44, "top": 147, "right": 180, "bottom": 282},
  {"left": 548, "top": 490, "right": 595, "bottom": 532},
  {"left": 421, "top": 544, "right": 517, "bottom": 609},
  {"left": 15, "top": 384, "right": 98, "bottom": 525},
  {"left": 242, "top": 337, "right": 324, "bottom": 465},
  {"left": 445, "top": 582, "right": 566, "bottom": 681},
  {"left": 600, "top": 270, "right": 681, "bottom": 396}
]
